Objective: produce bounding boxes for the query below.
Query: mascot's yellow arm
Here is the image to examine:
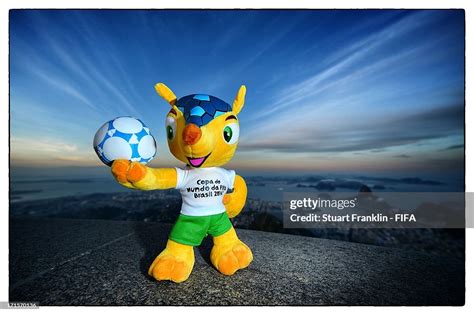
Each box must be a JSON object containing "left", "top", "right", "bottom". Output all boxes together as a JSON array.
[
  {"left": 112, "top": 160, "right": 247, "bottom": 218},
  {"left": 133, "top": 166, "right": 177, "bottom": 190},
  {"left": 111, "top": 160, "right": 177, "bottom": 190},
  {"left": 224, "top": 175, "right": 247, "bottom": 218}
]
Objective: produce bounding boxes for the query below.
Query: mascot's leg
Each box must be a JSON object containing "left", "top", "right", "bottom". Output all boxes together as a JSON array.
[
  {"left": 148, "top": 214, "right": 209, "bottom": 283},
  {"left": 210, "top": 224, "right": 253, "bottom": 276},
  {"left": 148, "top": 239, "right": 195, "bottom": 283}
]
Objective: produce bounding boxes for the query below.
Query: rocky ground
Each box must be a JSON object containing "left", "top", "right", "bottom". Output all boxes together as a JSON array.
[{"left": 9, "top": 218, "right": 464, "bottom": 306}]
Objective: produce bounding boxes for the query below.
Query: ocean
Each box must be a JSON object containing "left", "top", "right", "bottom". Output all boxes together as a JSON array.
[{"left": 10, "top": 166, "right": 465, "bottom": 203}]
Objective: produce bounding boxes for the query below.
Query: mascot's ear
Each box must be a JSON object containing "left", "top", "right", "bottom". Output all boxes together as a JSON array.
[
  {"left": 155, "top": 83, "right": 177, "bottom": 106},
  {"left": 232, "top": 85, "right": 246, "bottom": 115}
]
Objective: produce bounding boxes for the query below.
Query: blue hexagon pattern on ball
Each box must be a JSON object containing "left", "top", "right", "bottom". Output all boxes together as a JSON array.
[
  {"left": 93, "top": 116, "right": 157, "bottom": 166},
  {"left": 176, "top": 94, "right": 232, "bottom": 127}
]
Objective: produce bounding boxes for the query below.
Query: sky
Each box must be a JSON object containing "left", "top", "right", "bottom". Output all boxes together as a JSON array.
[{"left": 9, "top": 10, "right": 465, "bottom": 177}]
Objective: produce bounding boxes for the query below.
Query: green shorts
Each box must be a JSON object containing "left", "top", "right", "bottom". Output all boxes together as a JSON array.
[{"left": 169, "top": 212, "right": 232, "bottom": 246}]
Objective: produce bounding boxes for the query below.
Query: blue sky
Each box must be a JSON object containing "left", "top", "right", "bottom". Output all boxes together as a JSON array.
[{"left": 10, "top": 10, "right": 464, "bottom": 176}]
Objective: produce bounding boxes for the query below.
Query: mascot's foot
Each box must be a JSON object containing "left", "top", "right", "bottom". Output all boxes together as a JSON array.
[
  {"left": 211, "top": 228, "right": 253, "bottom": 276},
  {"left": 148, "top": 240, "right": 194, "bottom": 283}
]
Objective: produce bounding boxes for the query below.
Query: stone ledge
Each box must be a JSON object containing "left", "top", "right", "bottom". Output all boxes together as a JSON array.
[{"left": 9, "top": 218, "right": 464, "bottom": 305}]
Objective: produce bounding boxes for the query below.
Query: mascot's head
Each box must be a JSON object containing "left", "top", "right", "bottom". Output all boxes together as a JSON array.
[{"left": 155, "top": 83, "right": 245, "bottom": 168}]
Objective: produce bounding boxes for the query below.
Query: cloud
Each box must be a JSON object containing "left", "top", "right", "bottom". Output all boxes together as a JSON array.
[
  {"left": 249, "top": 11, "right": 439, "bottom": 122},
  {"left": 239, "top": 104, "right": 463, "bottom": 153},
  {"left": 10, "top": 136, "right": 101, "bottom": 167},
  {"left": 237, "top": 11, "right": 463, "bottom": 157},
  {"left": 13, "top": 14, "right": 142, "bottom": 118},
  {"left": 28, "top": 66, "right": 98, "bottom": 111},
  {"left": 393, "top": 154, "right": 411, "bottom": 158},
  {"left": 11, "top": 137, "right": 78, "bottom": 153},
  {"left": 439, "top": 144, "right": 464, "bottom": 151}
]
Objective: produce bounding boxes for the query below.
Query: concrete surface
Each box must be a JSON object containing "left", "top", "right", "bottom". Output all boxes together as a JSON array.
[{"left": 9, "top": 218, "right": 464, "bottom": 305}]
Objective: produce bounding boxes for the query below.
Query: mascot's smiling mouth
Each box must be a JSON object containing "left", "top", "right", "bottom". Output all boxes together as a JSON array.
[{"left": 187, "top": 153, "right": 211, "bottom": 167}]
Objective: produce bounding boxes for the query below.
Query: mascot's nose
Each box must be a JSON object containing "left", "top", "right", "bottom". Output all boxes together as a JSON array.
[{"left": 182, "top": 123, "right": 202, "bottom": 145}]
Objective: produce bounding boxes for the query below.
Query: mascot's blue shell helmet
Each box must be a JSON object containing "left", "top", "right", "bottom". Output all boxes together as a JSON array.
[{"left": 176, "top": 94, "right": 233, "bottom": 127}]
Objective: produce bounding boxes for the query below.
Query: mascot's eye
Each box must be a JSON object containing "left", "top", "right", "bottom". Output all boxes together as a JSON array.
[
  {"left": 167, "top": 126, "right": 174, "bottom": 139},
  {"left": 223, "top": 123, "right": 239, "bottom": 144},
  {"left": 166, "top": 117, "right": 176, "bottom": 140}
]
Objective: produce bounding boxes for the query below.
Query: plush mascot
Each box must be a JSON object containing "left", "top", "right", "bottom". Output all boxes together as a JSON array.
[{"left": 110, "top": 83, "right": 252, "bottom": 283}]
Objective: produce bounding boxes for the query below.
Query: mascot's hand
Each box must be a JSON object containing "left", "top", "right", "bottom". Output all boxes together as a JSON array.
[
  {"left": 224, "top": 194, "right": 240, "bottom": 218},
  {"left": 224, "top": 175, "right": 247, "bottom": 218},
  {"left": 111, "top": 160, "right": 147, "bottom": 186}
]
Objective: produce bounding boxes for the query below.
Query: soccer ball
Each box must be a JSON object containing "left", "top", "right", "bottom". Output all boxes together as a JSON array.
[{"left": 93, "top": 116, "right": 157, "bottom": 166}]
